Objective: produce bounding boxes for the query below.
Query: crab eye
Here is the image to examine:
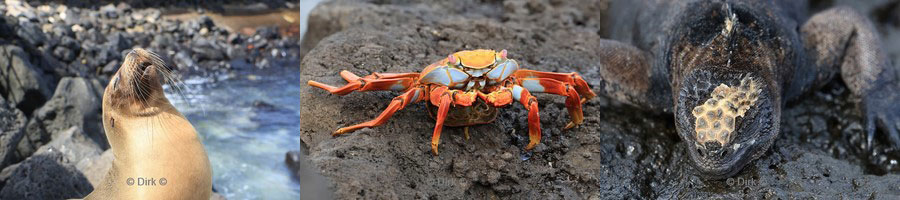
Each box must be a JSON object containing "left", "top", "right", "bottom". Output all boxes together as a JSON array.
[
  {"left": 447, "top": 55, "right": 459, "bottom": 66},
  {"left": 486, "top": 59, "right": 518, "bottom": 81},
  {"left": 498, "top": 49, "right": 508, "bottom": 60}
]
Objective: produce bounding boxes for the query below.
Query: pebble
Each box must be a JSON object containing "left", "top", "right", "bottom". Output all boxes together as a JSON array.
[{"left": 501, "top": 152, "right": 514, "bottom": 160}]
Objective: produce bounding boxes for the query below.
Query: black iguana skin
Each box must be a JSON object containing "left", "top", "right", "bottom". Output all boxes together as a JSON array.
[{"left": 587, "top": 0, "right": 900, "bottom": 178}]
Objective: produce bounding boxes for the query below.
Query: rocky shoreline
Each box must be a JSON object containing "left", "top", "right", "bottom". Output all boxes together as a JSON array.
[
  {"left": 0, "top": 0, "right": 299, "bottom": 199},
  {"left": 299, "top": 0, "right": 900, "bottom": 199}
]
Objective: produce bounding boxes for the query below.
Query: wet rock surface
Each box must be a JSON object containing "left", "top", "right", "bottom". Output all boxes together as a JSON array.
[{"left": 300, "top": 0, "right": 900, "bottom": 198}]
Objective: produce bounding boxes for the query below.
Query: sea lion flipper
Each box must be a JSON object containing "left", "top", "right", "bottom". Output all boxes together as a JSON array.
[{"left": 800, "top": 6, "right": 900, "bottom": 148}]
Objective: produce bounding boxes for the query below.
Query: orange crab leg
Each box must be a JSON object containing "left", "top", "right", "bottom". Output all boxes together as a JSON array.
[
  {"left": 477, "top": 87, "right": 514, "bottom": 107},
  {"left": 510, "top": 85, "right": 542, "bottom": 150},
  {"left": 333, "top": 87, "right": 424, "bottom": 135},
  {"left": 479, "top": 86, "right": 542, "bottom": 150},
  {"left": 517, "top": 77, "right": 584, "bottom": 129},
  {"left": 427, "top": 86, "right": 478, "bottom": 155},
  {"left": 513, "top": 70, "right": 596, "bottom": 102},
  {"left": 431, "top": 90, "right": 452, "bottom": 155},
  {"left": 307, "top": 70, "right": 419, "bottom": 95}
]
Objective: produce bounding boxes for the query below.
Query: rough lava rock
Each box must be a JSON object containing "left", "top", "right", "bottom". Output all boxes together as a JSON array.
[
  {"left": 0, "top": 151, "right": 93, "bottom": 199},
  {"left": 76, "top": 149, "right": 113, "bottom": 188},
  {"left": 300, "top": 0, "right": 900, "bottom": 199},
  {"left": 291, "top": 148, "right": 334, "bottom": 200},
  {"left": 0, "top": 45, "right": 53, "bottom": 114},
  {"left": 0, "top": 96, "right": 26, "bottom": 170},
  {"left": 33, "top": 126, "right": 103, "bottom": 167},
  {"left": 3, "top": 0, "right": 299, "bottom": 82},
  {"left": 16, "top": 77, "right": 106, "bottom": 162}
]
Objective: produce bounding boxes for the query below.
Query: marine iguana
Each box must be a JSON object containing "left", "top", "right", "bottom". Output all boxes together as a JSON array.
[{"left": 589, "top": 0, "right": 900, "bottom": 178}]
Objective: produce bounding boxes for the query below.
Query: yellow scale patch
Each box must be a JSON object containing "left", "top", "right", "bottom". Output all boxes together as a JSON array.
[
  {"left": 453, "top": 49, "right": 496, "bottom": 69},
  {"left": 691, "top": 76, "right": 761, "bottom": 145}
]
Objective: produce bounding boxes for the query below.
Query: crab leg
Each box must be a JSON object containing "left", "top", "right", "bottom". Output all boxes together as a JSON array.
[
  {"left": 477, "top": 86, "right": 541, "bottom": 150},
  {"left": 477, "top": 87, "right": 514, "bottom": 107},
  {"left": 517, "top": 78, "right": 584, "bottom": 129},
  {"left": 427, "top": 86, "right": 478, "bottom": 155},
  {"left": 332, "top": 87, "right": 424, "bottom": 135},
  {"left": 513, "top": 70, "right": 596, "bottom": 102},
  {"left": 510, "top": 85, "right": 542, "bottom": 150},
  {"left": 307, "top": 70, "right": 419, "bottom": 95},
  {"left": 431, "top": 90, "right": 452, "bottom": 155}
]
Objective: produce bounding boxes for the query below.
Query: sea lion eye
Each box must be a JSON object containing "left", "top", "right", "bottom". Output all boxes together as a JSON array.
[
  {"left": 111, "top": 74, "right": 119, "bottom": 89},
  {"left": 140, "top": 62, "right": 151, "bottom": 70}
]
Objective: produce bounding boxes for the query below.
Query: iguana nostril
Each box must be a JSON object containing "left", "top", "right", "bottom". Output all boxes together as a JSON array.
[{"left": 702, "top": 141, "right": 724, "bottom": 158}]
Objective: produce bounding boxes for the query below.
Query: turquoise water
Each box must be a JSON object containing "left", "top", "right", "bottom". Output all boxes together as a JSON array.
[{"left": 166, "top": 67, "right": 301, "bottom": 200}]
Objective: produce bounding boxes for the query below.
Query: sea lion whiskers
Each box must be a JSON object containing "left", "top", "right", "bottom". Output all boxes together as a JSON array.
[
  {"left": 118, "top": 48, "right": 187, "bottom": 111},
  {"left": 142, "top": 49, "right": 192, "bottom": 109},
  {"left": 115, "top": 50, "right": 154, "bottom": 107}
]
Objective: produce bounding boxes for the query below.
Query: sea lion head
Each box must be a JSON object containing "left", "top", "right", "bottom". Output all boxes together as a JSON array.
[
  {"left": 102, "top": 48, "right": 173, "bottom": 110},
  {"left": 101, "top": 48, "right": 179, "bottom": 146},
  {"left": 675, "top": 69, "right": 779, "bottom": 179}
]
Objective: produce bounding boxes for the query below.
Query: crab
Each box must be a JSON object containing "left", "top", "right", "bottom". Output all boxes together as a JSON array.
[{"left": 307, "top": 49, "right": 597, "bottom": 155}]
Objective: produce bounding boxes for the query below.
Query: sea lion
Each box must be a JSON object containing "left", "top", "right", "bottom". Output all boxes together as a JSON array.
[
  {"left": 85, "top": 48, "right": 212, "bottom": 199},
  {"left": 583, "top": 0, "right": 900, "bottom": 178}
]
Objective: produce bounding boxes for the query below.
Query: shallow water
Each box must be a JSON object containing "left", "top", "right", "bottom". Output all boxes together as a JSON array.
[{"left": 165, "top": 67, "right": 301, "bottom": 200}]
